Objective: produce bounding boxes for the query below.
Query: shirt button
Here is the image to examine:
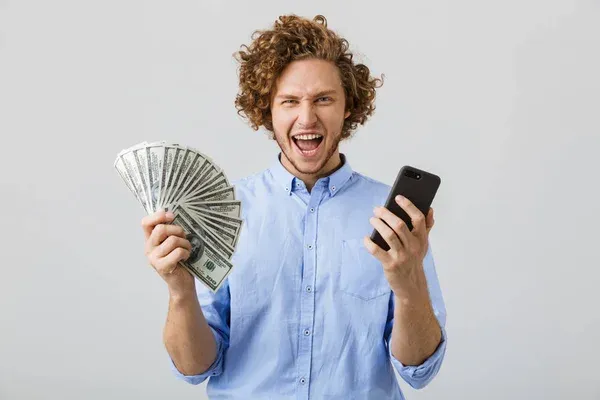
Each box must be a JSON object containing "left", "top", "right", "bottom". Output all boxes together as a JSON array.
[
  {"left": 309, "top": 207, "right": 315, "bottom": 213},
  {"left": 307, "top": 244, "right": 313, "bottom": 250},
  {"left": 331, "top": 185, "right": 336, "bottom": 191},
  {"left": 300, "top": 377, "right": 306, "bottom": 384},
  {"left": 304, "top": 329, "right": 310, "bottom": 336},
  {"left": 306, "top": 286, "right": 312, "bottom": 292},
  {"left": 285, "top": 187, "right": 289, "bottom": 192}
]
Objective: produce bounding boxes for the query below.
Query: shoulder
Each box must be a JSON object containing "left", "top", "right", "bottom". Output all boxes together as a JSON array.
[
  {"left": 230, "top": 169, "right": 270, "bottom": 219},
  {"left": 349, "top": 171, "right": 391, "bottom": 201},
  {"left": 231, "top": 169, "right": 268, "bottom": 195}
]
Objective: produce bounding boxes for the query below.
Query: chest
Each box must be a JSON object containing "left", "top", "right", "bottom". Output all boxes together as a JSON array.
[{"left": 227, "top": 193, "right": 392, "bottom": 310}]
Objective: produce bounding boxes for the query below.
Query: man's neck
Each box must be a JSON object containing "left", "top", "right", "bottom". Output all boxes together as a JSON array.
[{"left": 281, "top": 151, "right": 343, "bottom": 192}]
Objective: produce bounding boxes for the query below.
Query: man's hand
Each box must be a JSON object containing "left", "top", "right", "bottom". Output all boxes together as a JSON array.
[
  {"left": 141, "top": 210, "right": 195, "bottom": 297},
  {"left": 364, "top": 195, "right": 435, "bottom": 296}
]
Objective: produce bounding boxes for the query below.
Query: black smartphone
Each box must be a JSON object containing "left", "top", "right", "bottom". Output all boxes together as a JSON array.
[{"left": 370, "top": 165, "right": 441, "bottom": 251}]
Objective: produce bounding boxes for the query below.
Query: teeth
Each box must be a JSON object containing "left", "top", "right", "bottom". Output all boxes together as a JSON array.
[{"left": 294, "top": 134, "right": 323, "bottom": 140}]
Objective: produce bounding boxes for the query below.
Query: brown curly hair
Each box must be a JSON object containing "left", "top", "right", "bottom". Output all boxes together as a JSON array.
[{"left": 233, "top": 14, "right": 384, "bottom": 140}]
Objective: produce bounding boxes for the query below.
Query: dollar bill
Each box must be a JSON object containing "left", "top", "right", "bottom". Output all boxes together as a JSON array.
[
  {"left": 133, "top": 146, "right": 153, "bottom": 212},
  {"left": 114, "top": 154, "right": 143, "bottom": 206},
  {"left": 185, "top": 200, "right": 241, "bottom": 218},
  {"left": 171, "top": 150, "right": 220, "bottom": 208},
  {"left": 173, "top": 205, "right": 235, "bottom": 259},
  {"left": 198, "top": 213, "right": 242, "bottom": 248},
  {"left": 187, "top": 208, "right": 240, "bottom": 248},
  {"left": 191, "top": 207, "right": 243, "bottom": 228},
  {"left": 176, "top": 158, "right": 211, "bottom": 203},
  {"left": 164, "top": 147, "right": 192, "bottom": 207},
  {"left": 171, "top": 209, "right": 233, "bottom": 292},
  {"left": 173, "top": 151, "right": 208, "bottom": 204},
  {"left": 114, "top": 142, "right": 151, "bottom": 208},
  {"left": 163, "top": 145, "right": 188, "bottom": 208},
  {"left": 185, "top": 171, "right": 229, "bottom": 200},
  {"left": 189, "top": 185, "right": 236, "bottom": 202},
  {"left": 182, "top": 161, "right": 221, "bottom": 201},
  {"left": 159, "top": 145, "right": 179, "bottom": 209},
  {"left": 146, "top": 143, "right": 165, "bottom": 211},
  {"left": 119, "top": 147, "right": 151, "bottom": 213}
]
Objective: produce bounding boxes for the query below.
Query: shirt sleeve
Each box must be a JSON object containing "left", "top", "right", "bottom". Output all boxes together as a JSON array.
[
  {"left": 168, "top": 278, "right": 231, "bottom": 385},
  {"left": 384, "top": 241, "right": 448, "bottom": 389}
]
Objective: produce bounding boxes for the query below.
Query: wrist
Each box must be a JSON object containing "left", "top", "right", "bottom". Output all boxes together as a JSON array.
[
  {"left": 393, "top": 288, "right": 430, "bottom": 308},
  {"left": 391, "top": 264, "right": 428, "bottom": 300},
  {"left": 168, "top": 285, "right": 197, "bottom": 303}
]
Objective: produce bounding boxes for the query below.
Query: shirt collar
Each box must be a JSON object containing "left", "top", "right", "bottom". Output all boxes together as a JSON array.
[{"left": 269, "top": 152, "right": 354, "bottom": 197}]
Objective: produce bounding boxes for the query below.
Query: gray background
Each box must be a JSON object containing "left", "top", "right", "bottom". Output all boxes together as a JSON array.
[{"left": 1, "top": 1, "right": 599, "bottom": 399}]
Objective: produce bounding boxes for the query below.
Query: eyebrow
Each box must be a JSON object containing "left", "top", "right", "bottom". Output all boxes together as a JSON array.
[{"left": 274, "top": 89, "right": 338, "bottom": 100}]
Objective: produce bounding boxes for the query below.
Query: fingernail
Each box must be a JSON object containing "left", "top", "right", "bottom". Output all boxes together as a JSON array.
[
  {"left": 396, "top": 195, "right": 403, "bottom": 202},
  {"left": 166, "top": 211, "right": 174, "bottom": 219}
]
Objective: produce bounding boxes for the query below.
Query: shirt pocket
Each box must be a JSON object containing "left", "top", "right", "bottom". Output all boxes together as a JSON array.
[{"left": 339, "top": 238, "right": 391, "bottom": 301}]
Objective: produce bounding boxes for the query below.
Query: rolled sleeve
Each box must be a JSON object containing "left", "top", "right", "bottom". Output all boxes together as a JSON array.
[
  {"left": 389, "top": 325, "right": 447, "bottom": 389},
  {"left": 168, "top": 325, "right": 227, "bottom": 385},
  {"left": 167, "top": 278, "right": 231, "bottom": 385}
]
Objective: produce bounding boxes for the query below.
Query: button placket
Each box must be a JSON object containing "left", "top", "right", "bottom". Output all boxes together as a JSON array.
[{"left": 296, "top": 186, "right": 323, "bottom": 396}]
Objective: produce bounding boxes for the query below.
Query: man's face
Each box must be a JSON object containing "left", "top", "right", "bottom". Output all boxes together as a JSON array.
[{"left": 270, "top": 59, "right": 350, "bottom": 177}]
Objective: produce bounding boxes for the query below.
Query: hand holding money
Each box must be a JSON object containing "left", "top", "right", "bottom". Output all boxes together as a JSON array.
[
  {"left": 142, "top": 210, "right": 195, "bottom": 296},
  {"left": 114, "top": 141, "right": 242, "bottom": 293}
]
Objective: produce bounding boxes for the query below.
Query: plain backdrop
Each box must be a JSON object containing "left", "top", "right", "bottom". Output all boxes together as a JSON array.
[{"left": 1, "top": 1, "right": 599, "bottom": 399}]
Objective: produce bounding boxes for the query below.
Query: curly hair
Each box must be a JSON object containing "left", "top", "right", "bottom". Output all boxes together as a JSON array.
[{"left": 233, "top": 14, "right": 384, "bottom": 140}]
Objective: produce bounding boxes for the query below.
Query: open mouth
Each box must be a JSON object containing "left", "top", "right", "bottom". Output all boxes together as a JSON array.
[{"left": 292, "top": 133, "right": 324, "bottom": 157}]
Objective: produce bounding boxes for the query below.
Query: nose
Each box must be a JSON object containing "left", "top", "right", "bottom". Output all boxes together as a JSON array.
[{"left": 297, "top": 101, "right": 318, "bottom": 127}]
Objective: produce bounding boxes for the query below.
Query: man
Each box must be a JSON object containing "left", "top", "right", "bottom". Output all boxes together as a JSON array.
[{"left": 141, "top": 14, "right": 447, "bottom": 399}]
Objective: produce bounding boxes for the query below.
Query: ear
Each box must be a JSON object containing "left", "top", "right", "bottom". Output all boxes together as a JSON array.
[{"left": 344, "top": 110, "right": 351, "bottom": 119}]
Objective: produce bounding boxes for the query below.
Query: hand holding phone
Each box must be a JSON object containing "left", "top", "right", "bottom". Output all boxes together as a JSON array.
[{"left": 370, "top": 165, "right": 441, "bottom": 251}]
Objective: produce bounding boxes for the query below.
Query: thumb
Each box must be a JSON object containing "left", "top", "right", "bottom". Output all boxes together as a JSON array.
[{"left": 426, "top": 208, "right": 435, "bottom": 234}]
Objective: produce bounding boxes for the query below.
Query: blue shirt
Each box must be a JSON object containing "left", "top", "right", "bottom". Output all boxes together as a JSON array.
[{"left": 169, "top": 153, "right": 448, "bottom": 399}]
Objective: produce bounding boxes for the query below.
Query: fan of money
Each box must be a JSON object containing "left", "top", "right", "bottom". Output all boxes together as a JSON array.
[{"left": 114, "top": 141, "right": 241, "bottom": 293}]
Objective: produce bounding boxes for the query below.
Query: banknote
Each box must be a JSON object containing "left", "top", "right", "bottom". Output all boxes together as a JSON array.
[
  {"left": 173, "top": 205, "right": 235, "bottom": 259},
  {"left": 133, "top": 146, "right": 153, "bottom": 212},
  {"left": 171, "top": 209, "right": 233, "bottom": 292},
  {"left": 118, "top": 146, "right": 151, "bottom": 213},
  {"left": 188, "top": 208, "right": 240, "bottom": 248},
  {"left": 186, "top": 200, "right": 241, "bottom": 218},
  {"left": 159, "top": 145, "right": 180, "bottom": 209},
  {"left": 189, "top": 185, "right": 236, "bottom": 202},
  {"left": 114, "top": 141, "right": 242, "bottom": 293},
  {"left": 114, "top": 154, "right": 143, "bottom": 207},
  {"left": 193, "top": 207, "right": 243, "bottom": 228},
  {"left": 146, "top": 143, "right": 165, "bottom": 211},
  {"left": 163, "top": 145, "right": 188, "bottom": 208},
  {"left": 173, "top": 152, "right": 208, "bottom": 206},
  {"left": 183, "top": 163, "right": 222, "bottom": 201}
]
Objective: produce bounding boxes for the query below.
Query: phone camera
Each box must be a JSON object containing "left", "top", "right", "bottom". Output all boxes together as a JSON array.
[{"left": 404, "top": 169, "right": 421, "bottom": 180}]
